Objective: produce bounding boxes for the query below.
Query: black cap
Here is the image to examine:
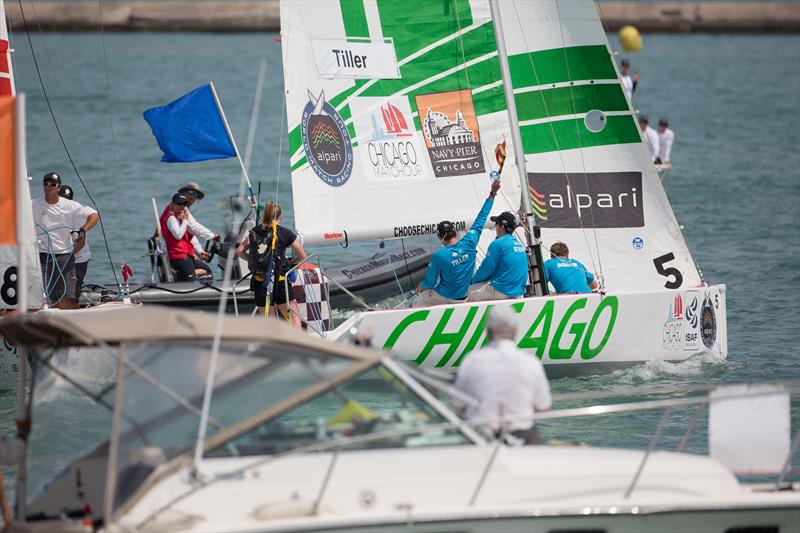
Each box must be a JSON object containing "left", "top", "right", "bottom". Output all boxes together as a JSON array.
[
  {"left": 436, "top": 220, "right": 455, "bottom": 239},
  {"left": 58, "top": 184, "right": 74, "bottom": 200},
  {"left": 658, "top": 117, "right": 669, "bottom": 126},
  {"left": 621, "top": 58, "right": 630, "bottom": 67},
  {"left": 491, "top": 211, "right": 517, "bottom": 230},
  {"left": 639, "top": 114, "right": 649, "bottom": 124},
  {"left": 43, "top": 172, "right": 61, "bottom": 185},
  {"left": 172, "top": 193, "right": 190, "bottom": 206}
]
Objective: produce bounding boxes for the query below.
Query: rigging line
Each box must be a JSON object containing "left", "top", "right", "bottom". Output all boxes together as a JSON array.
[
  {"left": 553, "top": 0, "right": 605, "bottom": 284},
  {"left": 399, "top": 238, "right": 416, "bottom": 292},
  {"left": 97, "top": 0, "right": 125, "bottom": 290},
  {"left": 509, "top": 0, "right": 599, "bottom": 275},
  {"left": 25, "top": 1, "right": 63, "bottom": 96},
  {"left": 274, "top": 15, "right": 290, "bottom": 205},
  {"left": 241, "top": 56, "right": 268, "bottom": 201},
  {"left": 16, "top": 0, "right": 122, "bottom": 290}
]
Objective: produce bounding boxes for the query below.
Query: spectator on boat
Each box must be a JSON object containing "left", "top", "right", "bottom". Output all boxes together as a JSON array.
[
  {"left": 159, "top": 193, "right": 210, "bottom": 281},
  {"left": 619, "top": 58, "right": 640, "bottom": 101},
  {"left": 0, "top": 417, "right": 30, "bottom": 531},
  {"left": 177, "top": 181, "right": 220, "bottom": 264},
  {"left": 32, "top": 172, "right": 99, "bottom": 309},
  {"left": 638, "top": 115, "right": 660, "bottom": 163},
  {"left": 543, "top": 241, "right": 598, "bottom": 294},
  {"left": 236, "top": 201, "right": 307, "bottom": 328},
  {"left": 656, "top": 117, "right": 675, "bottom": 164},
  {"left": 58, "top": 184, "right": 91, "bottom": 301},
  {"left": 468, "top": 211, "right": 528, "bottom": 301},
  {"left": 413, "top": 179, "right": 501, "bottom": 307},
  {"left": 455, "top": 305, "right": 551, "bottom": 445}
]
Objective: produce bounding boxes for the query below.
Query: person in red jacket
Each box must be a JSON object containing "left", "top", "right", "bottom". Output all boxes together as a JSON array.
[{"left": 159, "top": 193, "right": 210, "bottom": 281}]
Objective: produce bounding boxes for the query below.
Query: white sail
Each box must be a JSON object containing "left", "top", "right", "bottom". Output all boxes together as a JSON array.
[
  {"left": 0, "top": 0, "right": 44, "bottom": 310},
  {"left": 281, "top": 0, "right": 521, "bottom": 247},
  {"left": 495, "top": 0, "right": 701, "bottom": 291}
]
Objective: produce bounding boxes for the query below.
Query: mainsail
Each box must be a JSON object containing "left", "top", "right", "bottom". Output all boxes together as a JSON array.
[
  {"left": 281, "top": 0, "right": 521, "bottom": 246},
  {"left": 494, "top": 0, "right": 701, "bottom": 291},
  {"left": 282, "top": 0, "right": 701, "bottom": 293},
  {"left": 0, "top": 0, "right": 44, "bottom": 310}
]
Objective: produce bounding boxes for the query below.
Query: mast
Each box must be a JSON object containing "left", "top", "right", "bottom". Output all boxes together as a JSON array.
[{"left": 488, "top": 0, "right": 547, "bottom": 296}]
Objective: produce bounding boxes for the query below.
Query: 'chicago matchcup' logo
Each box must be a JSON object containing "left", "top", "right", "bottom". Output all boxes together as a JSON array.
[{"left": 301, "top": 90, "right": 353, "bottom": 187}]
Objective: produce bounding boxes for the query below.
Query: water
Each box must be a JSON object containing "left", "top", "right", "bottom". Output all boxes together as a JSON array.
[{"left": 3, "top": 31, "right": 799, "bottom": 493}]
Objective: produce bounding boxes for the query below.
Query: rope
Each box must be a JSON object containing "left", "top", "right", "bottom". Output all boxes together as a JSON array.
[{"left": 15, "top": 0, "right": 122, "bottom": 290}]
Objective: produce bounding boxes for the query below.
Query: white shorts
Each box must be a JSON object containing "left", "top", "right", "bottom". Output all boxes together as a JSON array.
[
  {"left": 412, "top": 289, "right": 463, "bottom": 308},
  {"left": 467, "top": 282, "right": 515, "bottom": 302}
]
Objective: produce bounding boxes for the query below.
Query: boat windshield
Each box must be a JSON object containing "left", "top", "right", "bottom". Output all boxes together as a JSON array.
[{"left": 207, "top": 365, "right": 471, "bottom": 457}]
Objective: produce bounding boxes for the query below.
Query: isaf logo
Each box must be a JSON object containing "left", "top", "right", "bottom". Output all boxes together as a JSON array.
[{"left": 301, "top": 90, "right": 353, "bottom": 187}]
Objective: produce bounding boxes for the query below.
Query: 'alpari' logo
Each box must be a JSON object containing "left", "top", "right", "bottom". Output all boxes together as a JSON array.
[
  {"left": 301, "top": 90, "right": 353, "bottom": 187},
  {"left": 528, "top": 172, "right": 644, "bottom": 228}
]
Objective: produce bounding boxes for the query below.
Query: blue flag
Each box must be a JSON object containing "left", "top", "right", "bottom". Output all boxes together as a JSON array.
[{"left": 143, "top": 84, "right": 236, "bottom": 163}]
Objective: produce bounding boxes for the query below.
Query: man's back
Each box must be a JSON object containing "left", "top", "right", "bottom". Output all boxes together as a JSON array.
[
  {"left": 544, "top": 257, "right": 595, "bottom": 294},
  {"left": 456, "top": 339, "right": 551, "bottom": 431},
  {"left": 472, "top": 234, "right": 528, "bottom": 297},
  {"left": 659, "top": 128, "right": 675, "bottom": 163}
]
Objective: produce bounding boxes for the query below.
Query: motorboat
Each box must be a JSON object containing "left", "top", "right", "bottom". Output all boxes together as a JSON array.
[{"left": 1, "top": 306, "right": 796, "bottom": 532}]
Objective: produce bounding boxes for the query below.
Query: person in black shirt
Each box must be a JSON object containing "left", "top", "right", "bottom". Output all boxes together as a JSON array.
[{"left": 237, "top": 201, "right": 307, "bottom": 327}]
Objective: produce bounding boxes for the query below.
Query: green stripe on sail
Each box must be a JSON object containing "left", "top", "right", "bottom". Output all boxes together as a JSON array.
[
  {"left": 508, "top": 45, "right": 616, "bottom": 89},
  {"left": 291, "top": 156, "right": 307, "bottom": 172},
  {"left": 359, "top": 22, "right": 498, "bottom": 99},
  {"left": 515, "top": 84, "right": 629, "bottom": 122},
  {"left": 521, "top": 114, "right": 640, "bottom": 154},
  {"left": 340, "top": 0, "right": 370, "bottom": 38},
  {"left": 377, "top": 0, "right": 474, "bottom": 61}
]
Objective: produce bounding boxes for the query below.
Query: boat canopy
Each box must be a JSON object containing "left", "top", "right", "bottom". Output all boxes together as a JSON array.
[{"left": 0, "top": 305, "right": 373, "bottom": 361}]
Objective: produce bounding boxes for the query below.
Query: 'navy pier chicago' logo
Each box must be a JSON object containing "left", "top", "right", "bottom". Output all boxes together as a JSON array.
[{"left": 301, "top": 90, "right": 353, "bottom": 187}]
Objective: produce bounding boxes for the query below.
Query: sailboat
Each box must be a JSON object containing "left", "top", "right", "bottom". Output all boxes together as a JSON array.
[{"left": 280, "top": 0, "right": 727, "bottom": 373}]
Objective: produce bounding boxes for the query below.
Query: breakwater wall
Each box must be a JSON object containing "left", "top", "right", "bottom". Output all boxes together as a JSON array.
[{"left": 4, "top": 1, "right": 799, "bottom": 33}]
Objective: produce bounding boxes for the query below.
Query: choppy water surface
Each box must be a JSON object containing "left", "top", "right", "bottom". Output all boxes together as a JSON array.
[{"left": 1, "top": 31, "right": 798, "bottom": 494}]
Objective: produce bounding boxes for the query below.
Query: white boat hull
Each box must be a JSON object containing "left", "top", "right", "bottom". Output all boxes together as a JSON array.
[{"left": 332, "top": 285, "right": 727, "bottom": 374}]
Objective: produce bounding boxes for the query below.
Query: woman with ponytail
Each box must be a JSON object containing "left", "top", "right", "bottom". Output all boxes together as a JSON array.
[{"left": 236, "top": 201, "right": 307, "bottom": 327}]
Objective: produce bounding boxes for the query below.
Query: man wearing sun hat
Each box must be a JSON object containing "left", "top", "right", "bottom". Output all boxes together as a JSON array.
[
  {"left": 468, "top": 211, "right": 528, "bottom": 302},
  {"left": 176, "top": 181, "right": 220, "bottom": 262}
]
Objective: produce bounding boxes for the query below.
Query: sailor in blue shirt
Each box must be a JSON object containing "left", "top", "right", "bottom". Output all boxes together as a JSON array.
[
  {"left": 413, "top": 180, "right": 501, "bottom": 307},
  {"left": 543, "top": 241, "right": 598, "bottom": 294},
  {"left": 469, "top": 211, "right": 529, "bottom": 301}
]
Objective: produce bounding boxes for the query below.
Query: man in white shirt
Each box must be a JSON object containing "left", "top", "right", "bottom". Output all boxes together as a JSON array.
[
  {"left": 32, "top": 172, "right": 99, "bottom": 309},
  {"left": 638, "top": 115, "right": 660, "bottom": 163},
  {"left": 619, "top": 58, "right": 640, "bottom": 101},
  {"left": 657, "top": 117, "right": 675, "bottom": 164},
  {"left": 455, "top": 305, "right": 552, "bottom": 445}
]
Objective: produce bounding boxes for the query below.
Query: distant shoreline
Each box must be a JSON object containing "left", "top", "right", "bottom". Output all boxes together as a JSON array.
[{"left": 4, "top": 1, "right": 799, "bottom": 33}]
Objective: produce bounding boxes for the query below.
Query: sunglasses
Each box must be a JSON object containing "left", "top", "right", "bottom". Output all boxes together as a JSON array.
[
  {"left": 185, "top": 190, "right": 201, "bottom": 198},
  {"left": 43, "top": 181, "right": 58, "bottom": 187}
]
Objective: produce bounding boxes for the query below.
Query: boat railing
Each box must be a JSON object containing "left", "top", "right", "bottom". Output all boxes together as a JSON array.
[
  {"left": 284, "top": 254, "right": 373, "bottom": 336},
  {"left": 222, "top": 379, "right": 800, "bottom": 508}
]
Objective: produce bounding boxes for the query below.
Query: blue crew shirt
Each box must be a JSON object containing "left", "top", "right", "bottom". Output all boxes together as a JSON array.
[
  {"left": 421, "top": 197, "right": 493, "bottom": 300},
  {"left": 544, "top": 257, "right": 595, "bottom": 294},
  {"left": 472, "top": 233, "right": 528, "bottom": 297}
]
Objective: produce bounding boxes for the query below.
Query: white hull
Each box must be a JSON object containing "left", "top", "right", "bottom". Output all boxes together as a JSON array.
[
  {"left": 332, "top": 285, "right": 727, "bottom": 374},
  {"left": 39, "top": 446, "right": 793, "bottom": 533}
]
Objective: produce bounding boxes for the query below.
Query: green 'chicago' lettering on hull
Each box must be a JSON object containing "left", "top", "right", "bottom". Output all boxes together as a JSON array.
[{"left": 382, "top": 296, "right": 619, "bottom": 366}]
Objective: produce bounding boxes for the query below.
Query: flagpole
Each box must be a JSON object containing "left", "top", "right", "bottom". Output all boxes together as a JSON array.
[
  {"left": 14, "top": 92, "right": 28, "bottom": 523},
  {"left": 208, "top": 81, "right": 259, "bottom": 219}
]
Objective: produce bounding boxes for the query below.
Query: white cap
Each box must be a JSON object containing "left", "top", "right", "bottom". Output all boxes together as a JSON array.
[{"left": 486, "top": 304, "right": 519, "bottom": 337}]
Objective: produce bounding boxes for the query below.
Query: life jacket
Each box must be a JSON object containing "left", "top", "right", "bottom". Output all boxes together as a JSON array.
[
  {"left": 247, "top": 222, "right": 278, "bottom": 276},
  {"left": 159, "top": 206, "right": 194, "bottom": 260}
]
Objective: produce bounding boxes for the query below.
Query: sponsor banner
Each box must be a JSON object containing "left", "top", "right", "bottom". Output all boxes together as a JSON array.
[
  {"left": 683, "top": 290, "right": 702, "bottom": 351},
  {"left": 336, "top": 247, "right": 429, "bottom": 281},
  {"left": 351, "top": 97, "right": 427, "bottom": 182},
  {"left": 301, "top": 91, "right": 353, "bottom": 187},
  {"left": 661, "top": 293, "right": 684, "bottom": 351},
  {"left": 529, "top": 172, "right": 644, "bottom": 228},
  {"left": 312, "top": 39, "right": 400, "bottom": 79},
  {"left": 414, "top": 90, "right": 486, "bottom": 178},
  {"left": 701, "top": 292, "right": 718, "bottom": 349},
  {"left": 393, "top": 220, "right": 465, "bottom": 238}
]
